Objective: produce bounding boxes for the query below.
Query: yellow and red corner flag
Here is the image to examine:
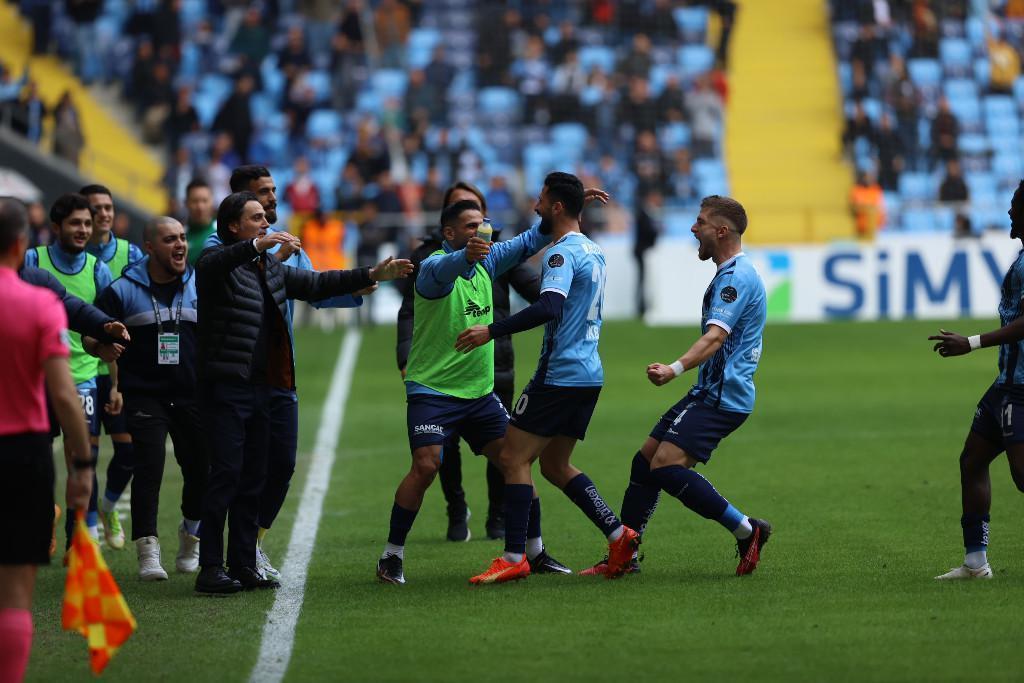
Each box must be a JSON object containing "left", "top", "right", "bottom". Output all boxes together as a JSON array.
[{"left": 61, "top": 511, "right": 137, "bottom": 675}]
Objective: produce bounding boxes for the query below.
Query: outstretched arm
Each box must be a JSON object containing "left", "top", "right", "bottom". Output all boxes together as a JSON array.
[
  {"left": 646, "top": 324, "right": 729, "bottom": 386},
  {"left": 930, "top": 316, "right": 1024, "bottom": 357},
  {"left": 454, "top": 291, "right": 565, "bottom": 352}
]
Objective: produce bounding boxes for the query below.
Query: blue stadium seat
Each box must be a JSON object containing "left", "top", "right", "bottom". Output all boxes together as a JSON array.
[
  {"left": 983, "top": 94, "right": 1017, "bottom": 119},
  {"left": 898, "top": 172, "right": 934, "bottom": 200},
  {"left": 973, "top": 206, "right": 1009, "bottom": 231},
  {"left": 958, "top": 133, "right": 990, "bottom": 156},
  {"left": 578, "top": 46, "right": 616, "bottom": 74},
  {"left": 966, "top": 173, "right": 999, "bottom": 203},
  {"left": 673, "top": 6, "right": 709, "bottom": 39},
  {"left": 907, "top": 58, "right": 942, "bottom": 88},
  {"left": 966, "top": 16, "right": 986, "bottom": 49},
  {"left": 947, "top": 95, "right": 981, "bottom": 128},
  {"left": 261, "top": 56, "right": 285, "bottom": 99},
  {"left": 355, "top": 90, "right": 380, "bottom": 113},
  {"left": 973, "top": 58, "right": 990, "bottom": 87},
  {"left": 1013, "top": 76, "right": 1024, "bottom": 106},
  {"left": 659, "top": 122, "right": 691, "bottom": 151},
  {"left": 407, "top": 28, "right": 441, "bottom": 54},
  {"left": 306, "top": 109, "right": 344, "bottom": 143},
  {"left": 837, "top": 62, "right": 852, "bottom": 95},
  {"left": 191, "top": 90, "right": 222, "bottom": 128},
  {"left": 693, "top": 158, "right": 726, "bottom": 181},
  {"left": 902, "top": 207, "right": 954, "bottom": 232},
  {"left": 550, "top": 123, "right": 589, "bottom": 150},
  {"left": 939, "top": 38, "right": 972, "bottom": 75},
  {"left": 180, "top": 0, "right": 206, "bottom": 30},
  {"left": 198, "top": 73, "right": 232, "bottom": 100},
  {"left": 943, "top": 78, "right": 977, "bottom": 103},
  {"left": 985, "top": 114, "right": 1019, "bottom": 139},
  {"left": 303, "top": 70, "right": 332, "bottom": 104},
  {"left": 648, "top": 63, "right": 674, "bottom": 96},
  {"left": 678, "top": 45, "right": 715, "bottom": 77},
  {"left": 249, "top": 93, "right": 277, "bottom": 122},
  {"left": 372, "top": 69, "right": 409, "bottom": 98},
  {"left": 992, "top": 153, "right": 1023, "bottom": 182},
  {"left": 477, "top": 87, "right": 520, "bottom": 117}
]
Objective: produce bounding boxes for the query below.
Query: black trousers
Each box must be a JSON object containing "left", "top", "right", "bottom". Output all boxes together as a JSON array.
[
  {"left": 199, "top": 382, "right": 273, "bottom": 570},
  {"left": 258, "top": 388, "right": 299, "bottom": 530},
  {"left": 125, "top": 395, "right": 209, "bottom": 540}
]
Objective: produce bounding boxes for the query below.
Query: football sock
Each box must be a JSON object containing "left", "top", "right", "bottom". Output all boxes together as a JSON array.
[
  {"left": 503, "top": 484, "right": 533, "bottom": 555},
  {"left": 382, "top": 542, "right": 404, "bottom": 560},
  {"left": 502, "top": 551, "right": 525, "bottom": 564},
  {"left": 526, "top": 497, "right": 543, "bottom": 560},
  {"left": 562, "top": 473, "right": 623, "bottom": 538},
  {"left": 620, "top": 451, "right": 661, "bottom": 536},
  {"left": 526, "top": 537, "right": 544, "bottom": 560},
  {"left": 0, "top": 608, "right": 32, "bottom": 683},
  {"left": 387, "top": 503, "right": 418, "bottom": 547},
  {"left": 183, "top": 518, "right": 201, "bottom": 537},
  {"left": 100, "top": 491, "right": 117, "bottom": 515},
  {"left": 961, "top": 513, "right": 990, "bottom": 568},
  {"left": 651, "top": 465, "right": 730, "bottom": 522},
  {"left": 105, "top": 440, "right": 134, "bottom": 498},
  {"left": 720, "top": 505, "right": 753, "bottom": 539}
]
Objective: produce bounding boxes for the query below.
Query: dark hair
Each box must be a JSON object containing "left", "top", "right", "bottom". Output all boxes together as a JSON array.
[
  {"left": 144, "top": 216, "right": 182, "bottom": 243},
  {"left": 229, "top": 165, "right": 271, "bottom": 193},
  {"left": 700, "top": 195, "right": 748, "bottom": 235},
  {"left": 185, "top": 178, "right": 210, "bottom": 197},
  {"left": 442, "top": 181, "right": 487, "bottom": 214},
  {"left": 440, "top": 199, "right": 483, "bottom": 229},
  {"left": 543, "top": 171, "right": 584, "bottom": 217},
  {"left": 0, "top": 197, "right": 28, "bottom": 252},
  {"left": 78, "top": 184, "right": 112, "bottom": 199},
  {"left": 216, "top": 191, "right": 260, "bottom": 241},
  {"left": 50, "top": 193, "right": 92, "bottom": 226}
]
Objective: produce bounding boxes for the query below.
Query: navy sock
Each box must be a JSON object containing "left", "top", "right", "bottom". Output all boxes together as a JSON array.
[
  {"left": 503, "top": 484, "right": 534, "bottom": 554},
  {"left": 527, "top": 496, "right": 541, "bottom": 540},
  {"left": 105, "top": 440, "right": 134, "bottom": 498},
  {"left": 563, "top": 473, "right": 622, "bottom": 537},
  {"left": 961, "top": 512, "right": 990, "bottom": 553},
  {"left": 651, "top": 465, "right": 729, "bottom": 522},
  {"left": 620, "top": 452, "right": 661, "bottom": 537},
  {"left": 387, "top": 503, "right": 418, "bottom": 546}
]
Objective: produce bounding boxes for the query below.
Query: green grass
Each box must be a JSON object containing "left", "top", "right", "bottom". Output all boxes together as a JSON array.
[{"left": 28, "top": 320, "right": 1024, "bottom": 682}]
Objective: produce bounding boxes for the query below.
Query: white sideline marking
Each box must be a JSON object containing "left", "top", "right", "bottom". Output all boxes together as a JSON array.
[{"left": 249, "top": 330, "right": 362, "bottom": 683}]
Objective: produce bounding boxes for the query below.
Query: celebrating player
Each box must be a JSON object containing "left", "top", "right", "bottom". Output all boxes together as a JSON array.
[
  {"left": 929, "top": 180, "right": 1024, "bottom": 580},
  {"left": 580, "top": 195, "right": 772, "bottom": 577},
  {"left": 456, "top": 172, "right": 639, "bottom": 585}
]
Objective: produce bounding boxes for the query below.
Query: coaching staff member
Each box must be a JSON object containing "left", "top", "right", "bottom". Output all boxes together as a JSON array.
[{"left": 194, "top": 191, "right": 411, "bottom": 594}]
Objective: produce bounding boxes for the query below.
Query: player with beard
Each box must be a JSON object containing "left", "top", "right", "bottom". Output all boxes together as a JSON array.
[
  {"left": 81, "top": 184, "right": 143, "bottom": 552},
  {"left": 24, "top": 194, "right": 113, "bottom": 550},
  {"left": 930, "top": 180, "right": 1024, "bottom": 580}
]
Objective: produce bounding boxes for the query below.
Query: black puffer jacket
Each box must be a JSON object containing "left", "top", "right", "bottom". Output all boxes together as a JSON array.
[
  {"left": 396, "top": 233, "right": 541, "bottom": 392},
  {"left": 197, "top": 238, "right": 373, "bottom": 385}
]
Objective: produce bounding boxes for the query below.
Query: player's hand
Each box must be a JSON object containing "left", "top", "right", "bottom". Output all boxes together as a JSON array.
[
  {"left": 646, "top": 363, "right": 676, "bottom": 386},
  {"left": 96, "top": 343, "right": 125, "bottom": 364},
  {"left": 400, "top": 366, "right": 407, "bottom": 379},
  {"left": 929, "top": 329, "right": 971, "bottom": 357},
  {"left": 103, "top": 320, "right": 130, "bottom": 342},
  {"left": 464, "top": 237, "right": 491, "bottom": 263},
  {"left": 369, "top": 256, "right": 414, "bottom": 281},
  {"left": 67, "top": 467, "right": 93, "bottom": 511},
  {"left": 106, "top": 388, "right": 123, "bottom": 416},
  {"left": 254, "top": 231, "right": 296, "bottom": 253},
  {"left": 583, "top": 188, "right": 610, "bottom": 205},
  {"left": 275, "top": 237, "right": 301, "bottom": 260},
  {"left": 354, "top": 283, "right": 379, "bottom": 296},
  {"left": 455, "top": 325, "right": 491, "bottom": 353}
]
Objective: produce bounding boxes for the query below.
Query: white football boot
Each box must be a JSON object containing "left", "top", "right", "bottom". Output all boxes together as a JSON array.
[
  {"left": 176, "top": 523, "right": 200, "bottom": 573},
  {"left": 934, "top": 563, "right": 993, "bottom": 580}
]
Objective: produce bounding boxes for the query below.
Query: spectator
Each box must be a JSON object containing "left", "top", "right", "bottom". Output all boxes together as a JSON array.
[
  {"left": 404, "top": 69, "right": 443, "bottom": 128},
  {"left": 212, "top": 74, "right": 254, "bottom": 163},
  {"left": 10, "top": 81, "right": 46, "bottom": 145},
  {"left": 165, "top": 86, "right": 200, "bottom": 153},
  {"left": 420, "top": 167, "right": 446, "bottom": 214},
  {"left": 284, "top": 68, "right": 318, "bottom": 142},
  {"left": 953, "top": 213, "right": 975, "bottom": 238},
  {"left": 140, "top": 61, "right": 175, "bottom": 144},
  {"left": 549, "top": 20, "right": 580, "bottom": 65},
  {"left": 632, "top": 130, "right": 668, "bottom": 195},
  {"left": 66, "top": 0, "right": 103, "bottom": 84},
  {"left": 278, "top": 25, "right": 312, "bottom": 90},
  {"left": 127, "top": 41, "right": 157, "bottom": 112},
  {"left": 849, "top": 170, "right": 885, "bottom": 239},
  {"left": 666, "top": 148, "right": 697, "bottom": 202},
  {"left": 375, "top": 0, "right": 412, "bottom": 68},
  {"left": 27, "top": 202, "right": 52, "bottom": 248},
  {"left": 850, "top": 24, "right": 883, "bottom": 77},
  {"left": 909, "top": 0, "right": 939, "bottom": 58},
  {"left": 297, "top": 0, "right": 338, "bottom": 57},
  {"left": 184, "top": 179, "right": 216, "bottom": 266},
  {"left": 618, "top": 77, "right": 659, "bottom": 136},
  {"left": 165, "top": 146, "right": 196, "bottom": 215},
  {"left": 476, "top": 4, "right": 517, "bottom": 87},
  {"left": 203, "top": 132, "right": 236, "bottom": 203},
  {"left": 687, "top": 75, "right": 724, "bottom": 159},
  {"left": 301, "top": 209, "right": 347, "bottom": 271},
  {"left": 939, "top": 159, "right": 969, "bottom": 202},
  {"left": 633, "top": 187, "right": 662, "bottom": 317},
  {"left": 617, "top": 33, "right": 654, "bottom": 82},
  {"left": 988, "top": 33, "right": 1020, "bottom": 95},
  {"left": 53, "top": 91, "right": 85, "bottom": 168},
  {"left": 842, "top": 100, "right": 875, "bottom": 158},
  {"left": 930, "top": 97, "right": 960, "bottom": 168},
  {"left": 424, "top": 46, "right": 455, "bottom": 93},
  {"left": 487, "top": 175, "right": 516, "bottom": 225},
  {"left": 228, "top": 7, "right": 271, "bottom": 69},
  {"left": 883, "top": 55, "right": 921, "bottom": 168},
  {"left": 350, "top": 121, "right": 390, "bottom": 183},
  {"left": 330, "top": 3, "right": 368, "bottom": 111},
  {"left": 512, "top": 35, "right": 551, "bottom": 125},
  {"left": 285, "top": 157, "right": 321, "bottom": 214},
  {"left": 336, "top": 160, "right": 368, "bottom": 211},
  {"left": 874, "top": 113, "right": 905, "bottom": 191},
  {"left": 657, "top": 74, "right": 687, "bottom": 125}
]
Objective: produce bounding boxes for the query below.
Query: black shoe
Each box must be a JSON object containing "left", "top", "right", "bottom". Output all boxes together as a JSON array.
[
  {"left": 377, "top": 554, "right": 406, "bottom": 585},
  {"left": 485, "top": 513, "right": 505, "bottom": 540},
  {"left": 195, "top": 566, "right": 243, "bottom": 595},
  {"left": 228, "top": 565, "right": 281, "bottom": 590},
  {"left": 579, "top": 554, "right": 642, "bottom": 576},
  {"left": 528, "top": 549, "right": 572, "bottom": 575},
  {"left": 736, "top": 518, "right": 772, "bottom": 576},
  {"left": 447, "top": 506, "right": 471, "bottom": 542}
]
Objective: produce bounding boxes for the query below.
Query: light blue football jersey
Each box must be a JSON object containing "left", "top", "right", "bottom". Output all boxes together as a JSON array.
[
  {"left": 692, "top": 253, "right": 766, "bottom": 414},
  {"left": 533, "top": 232, "right": 606, "bottom": 387},
  {"left": 996, "top": 250, "right": 1024, "bottom": 387}
]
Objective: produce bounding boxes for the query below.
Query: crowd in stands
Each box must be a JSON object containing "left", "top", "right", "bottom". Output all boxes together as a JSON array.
[
  {"left": 834, "top": 0, "right": 1024, "bottom": 237},
  {"left": 8, "top": 0, "right": 737, "bottom": 254},
  {"left": 1, "top": 61, "right": 87, "bottom": 168}
]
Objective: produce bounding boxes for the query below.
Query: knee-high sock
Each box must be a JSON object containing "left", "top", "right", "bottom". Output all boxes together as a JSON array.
[
  {"left": 650, "top": 465, "right": 747, "bottom": 534},
  {"left": 0, "top": 608, "right": 32, "bottom": 683},
  {"left": 620, "top": 452, "right": 661, "bottom": 537},
  {"left": 562, "top": 473, "right": 622, "bottom": 538},
  {"left": 502, "top": 484, "right": 534, "bottom": 555},
  {"left": 961, "top": 513, "right": 989, "bottom": 568},
  {"left": 386, "top": 503, "right": 418, "bottom": 547}
]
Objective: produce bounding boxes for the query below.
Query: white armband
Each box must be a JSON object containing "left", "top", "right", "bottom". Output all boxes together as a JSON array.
[
  {"left": 669, "top": 360, "right": 685, "bottom": 376},
  {"left": 968, "top": 335, "right": 982, "bottom": 351}
]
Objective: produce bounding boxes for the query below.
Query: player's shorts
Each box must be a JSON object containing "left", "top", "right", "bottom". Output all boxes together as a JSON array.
[
  {"left": 650, "top": 393, "right": 748, "bottom": 464},
  {"left": 509, "top": 381, "right": 602, "bottom": 441},
  {"left": 407, "top": 392, "right": 509, "bottom": 454},
  {"left": 75, "top": 381, "right": 100, "bottom": 437},
  {"left": 0, "top": 432, "right": 55, "bottom": 565},
  {"left": 971, "top": 383, "right": 1024, "bottom": 447},
  {"left": 95, "top": 374, "right": 128, "bottom": 435}
]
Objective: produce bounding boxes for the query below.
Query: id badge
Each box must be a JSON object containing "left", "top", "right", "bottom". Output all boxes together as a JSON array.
[{"left": 158, "top": 333, "right": 180, "bottom": 365}]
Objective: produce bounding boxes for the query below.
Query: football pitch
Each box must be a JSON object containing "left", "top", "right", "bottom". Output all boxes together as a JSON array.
[{"left": 27, "top": 319, "right": 1024, "bottom": 682}]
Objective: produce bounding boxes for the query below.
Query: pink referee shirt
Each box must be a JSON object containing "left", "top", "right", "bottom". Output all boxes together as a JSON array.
[{"left": 0, "top": 266, "right": 70, "bottom": 436}]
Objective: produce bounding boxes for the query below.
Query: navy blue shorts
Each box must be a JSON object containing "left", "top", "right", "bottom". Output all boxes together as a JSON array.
[
  {"left": 96, "top": 374, "right": 129, "bottom": 435},
  {"left": 509, "top": 381, "right": 601, "bottom": 441},
  {"left": 407, "top": 392, "right": 509, "bottom": 454},
  {"left": 650, "top": 394, "right": 748, "bottom": 463},
  {"left": 75, "top": 382, "right": 100, "bottom": 437},
  {"left": 971, "top": 383, "right": 1024, "bottom": 447}
]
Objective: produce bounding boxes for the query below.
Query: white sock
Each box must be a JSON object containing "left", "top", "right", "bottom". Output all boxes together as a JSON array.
[
  {"left": 607, "top": 525, "right": 624, "bottom": 542},
  {"left": 965, "top": 550, "right": 987, "bottom": 569},
  {"left": 526, "top": 537, "right": 544, "bottom": 560},
  {"left": 100, "top": 496, "right": 117, "bottom": 515},
  {"left": 382, "top": 542, "right": 404, "bottom": 560},
  {"left": 503, "top": 551, "right": 524, "bottom": 564},
  {"left": 733, "top": 517, "right": 753, "bottom": 540},
  {"left": 88, "top": 525, "right": 99, "bottom": 541}
]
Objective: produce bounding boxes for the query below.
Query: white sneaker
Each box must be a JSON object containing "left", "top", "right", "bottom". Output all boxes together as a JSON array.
[
  {"left": 257, "top": 545, "right": 282, "bottom": 582},
  {"left": 136, "top": 536, "right": 169, "bottom": 581},
  {"left": 934, "top": 563, "right": 994, "bottom": 580},
  {"left": 176, "top": 524, "right": 200, "bottom": 573}
]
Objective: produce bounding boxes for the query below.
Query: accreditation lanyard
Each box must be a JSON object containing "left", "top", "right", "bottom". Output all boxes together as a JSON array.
[{"left": 152, "top": 286, "right": 184, "bottom": 366}]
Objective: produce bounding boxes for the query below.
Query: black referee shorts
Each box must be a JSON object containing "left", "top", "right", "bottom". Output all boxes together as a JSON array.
[{"left": 0, "top": 432, "right": 55, "bottom": 565}]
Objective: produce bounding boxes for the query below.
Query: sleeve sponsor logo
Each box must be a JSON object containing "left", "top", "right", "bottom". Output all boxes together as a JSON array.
[
  {"left": 720, "top": 286, "right": 738, "bottom": 303},
  {"left": 548, "top": 253, "right": 565, "bottom": 268}
]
